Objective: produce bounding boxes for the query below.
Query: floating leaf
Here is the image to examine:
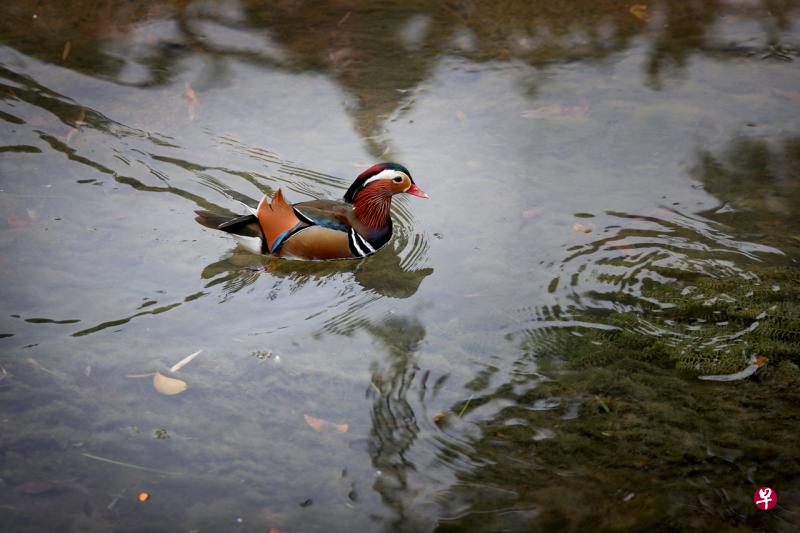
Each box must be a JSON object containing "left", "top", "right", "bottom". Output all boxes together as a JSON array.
[
  {"left": 304, "top": 414, "right": 348, "bottom": 433},
  {"left": 138, "top": 492, "right": 150, "bottom": 502},
  {"left": 572, "top": 222, "right": 593, "bottom": 233},
  {"left": 169, "top": 349, "right": 202, "bottom": 373},
  {"left": 153, "top": 371, "right": 187, "bottom": 395},
  {"left": 521, "top": 208, "right": 541, "bottom": 219},
  {"left": 185, "top": 83, "right": 198, "bottom": 121}
]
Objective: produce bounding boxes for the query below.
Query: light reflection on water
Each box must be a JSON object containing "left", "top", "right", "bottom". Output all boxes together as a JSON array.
[{"left": 1, "top": 0, "right": 800, "bottom": 531}]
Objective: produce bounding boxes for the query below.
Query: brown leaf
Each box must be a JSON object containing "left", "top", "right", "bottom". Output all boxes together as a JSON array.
[
  {"left": 572, "top": 222, "right": 593, "bottom": 233},
  {"left": 152, "top": 371, "right": 187, "bottom": 395},
  {"left": 304, "top": 414, "right": 348, "bottom": 433},
  {"left": 304, "top": 414, "right": 325, "bottom": 432},
  {"left": 62, "top": 41, "right": 72, "bottom": 61},
  {"left": 629, "top": 4, "right": 650, "bottom": 22},
  {"left": 185, "top": 83, "right": 198, "bottom": 121}
]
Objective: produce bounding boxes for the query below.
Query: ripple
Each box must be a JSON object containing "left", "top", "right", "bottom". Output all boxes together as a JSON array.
[{"left": 515, "top": 209, "right": 792, "bottom": 373}]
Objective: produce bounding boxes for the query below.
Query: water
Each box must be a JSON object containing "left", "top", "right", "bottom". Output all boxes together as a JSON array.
[{"left": 1, "top": 1, "right": 799, "bottom": 531}]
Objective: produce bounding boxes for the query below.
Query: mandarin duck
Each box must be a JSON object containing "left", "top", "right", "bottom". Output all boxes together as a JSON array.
[{"left": 194, "top": 163, "right": 428, "bottom": 260}]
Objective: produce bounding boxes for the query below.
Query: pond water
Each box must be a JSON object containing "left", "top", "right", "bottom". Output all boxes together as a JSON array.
[{"left": 1, "top": 1, "right": 799, "bottom": 531}]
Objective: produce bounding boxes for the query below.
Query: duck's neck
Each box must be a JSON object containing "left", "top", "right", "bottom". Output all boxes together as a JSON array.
[{"left": 353, "top": 186, "right": 393, "bottom": 231}]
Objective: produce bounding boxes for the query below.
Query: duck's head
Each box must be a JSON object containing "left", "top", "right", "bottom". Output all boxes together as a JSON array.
[{"left": 344, "top": 162, "right": 428, "bottom": 204}]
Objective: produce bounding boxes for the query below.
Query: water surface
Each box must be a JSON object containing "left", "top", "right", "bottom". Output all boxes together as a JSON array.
[{"left": 1, "top": 1, "right": 799, "bottom": 531}]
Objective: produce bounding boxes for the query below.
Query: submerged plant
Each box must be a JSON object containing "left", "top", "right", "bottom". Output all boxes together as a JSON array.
[{"left": 526, "top": 265, "right": 800, "bottom": 375}]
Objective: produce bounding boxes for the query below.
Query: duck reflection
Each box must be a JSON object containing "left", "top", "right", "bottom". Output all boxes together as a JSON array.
[{"left": 199, "top": 236, "right": 433, "bottom": 301}]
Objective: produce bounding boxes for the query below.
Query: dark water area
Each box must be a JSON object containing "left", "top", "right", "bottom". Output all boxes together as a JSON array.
[{"left": 1, "top": 1, "right": 799, "bottom": 531}]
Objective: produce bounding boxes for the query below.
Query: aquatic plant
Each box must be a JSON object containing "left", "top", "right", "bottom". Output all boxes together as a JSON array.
[{"left": 527, "top": 265, "right": 800, "bottom": 374}]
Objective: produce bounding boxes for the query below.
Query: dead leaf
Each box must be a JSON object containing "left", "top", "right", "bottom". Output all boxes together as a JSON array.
[
  {"left": 456, "top": 110, "right": 467, "bottom": 122},
  {"left": 303, "top": 414, "right": 325, "bottom": 432},
  {"left": 629, "top": 4, "right": 650, "bottom": 22},
  {"left": 572, "top": 222, "right": 593, "bottom": 233},
  {"left": 304, "top": 414, "right": 348, "bottom": 433},
  {"left": 152, "top": 371, "right": 187, "bottom": 395},
  {"left": 521, "top": 208, "right": 541, "bottom": 219},
  {"left": 62, "top": 40, "right": 71, "bottom": 61},
  {"left": 432, "top": 411, "right": 447, "bottom": 424},
  {"left": 169, "top": 349, "right": 201, "bottom": 373},
  {"left": 185, "top": 83, "right": 198, "bottom": 121},
  {"left": 84, "top": 365, "right": 92, "bottom": 377}
]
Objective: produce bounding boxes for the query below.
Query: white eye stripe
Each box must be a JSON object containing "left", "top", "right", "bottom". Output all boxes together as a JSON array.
[{"left": 362, "top": 169, "right": 405, "bottom": 187}]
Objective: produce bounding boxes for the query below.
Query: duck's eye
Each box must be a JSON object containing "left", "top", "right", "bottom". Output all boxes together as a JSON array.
[{"left": 392, "top": 176, "right": 404, "bottom": 183}]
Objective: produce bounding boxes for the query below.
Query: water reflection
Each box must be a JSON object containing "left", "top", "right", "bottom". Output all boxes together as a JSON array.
[
  {"left": 693, "top": 134, "right": 800, "bottom": 250},
  {"left": 2, "top": 0, "right": 800, "bottom": 531},
  {"left": 3, "top": 1, "right": 798, "bottom": 156},
  {"left": 201, "top": 239, "right": 433, "bottom": 301}
]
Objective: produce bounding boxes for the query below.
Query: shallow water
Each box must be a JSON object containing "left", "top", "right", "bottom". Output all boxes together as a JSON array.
[{"left": 1, "top": 1, "right": 799, "bottom": 531}]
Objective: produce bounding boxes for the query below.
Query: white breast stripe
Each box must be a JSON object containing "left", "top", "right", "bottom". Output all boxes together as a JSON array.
[
  {"left": 349, "top": 229, "right": 367, "bottom": 257},
  {"left": 354, "top": 231, "right": 375, "bottom": 253}
]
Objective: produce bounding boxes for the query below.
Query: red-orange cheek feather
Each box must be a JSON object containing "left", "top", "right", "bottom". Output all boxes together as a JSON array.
[{"left": 354, "top": 182, "right": 394, "bottom": 229}]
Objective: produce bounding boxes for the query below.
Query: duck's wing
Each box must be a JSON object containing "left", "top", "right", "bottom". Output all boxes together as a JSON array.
[
  {"left": 292, "top": 199, "right": 354, "bottom": 232},
  {"left": 255, "top": 189, "right": 309, "bottom": 253}
]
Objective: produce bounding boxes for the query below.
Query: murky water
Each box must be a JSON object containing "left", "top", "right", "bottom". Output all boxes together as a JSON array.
[{"left": 1, "top": 1, "right": 799, "bottom": 531}]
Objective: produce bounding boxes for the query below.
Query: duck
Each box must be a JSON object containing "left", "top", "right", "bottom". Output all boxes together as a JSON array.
[{"left": 194, "top": 162, "right": 428, "bottom": 260}]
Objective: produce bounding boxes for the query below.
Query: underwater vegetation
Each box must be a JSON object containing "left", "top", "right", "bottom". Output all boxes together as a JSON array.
[{"left": 527, "top": 265, "right": 800, "bottom": 375}]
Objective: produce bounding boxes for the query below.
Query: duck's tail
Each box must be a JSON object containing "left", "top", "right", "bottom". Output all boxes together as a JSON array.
[{"left": 194, "top": 210, "right": 262, "bottom": 239}]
